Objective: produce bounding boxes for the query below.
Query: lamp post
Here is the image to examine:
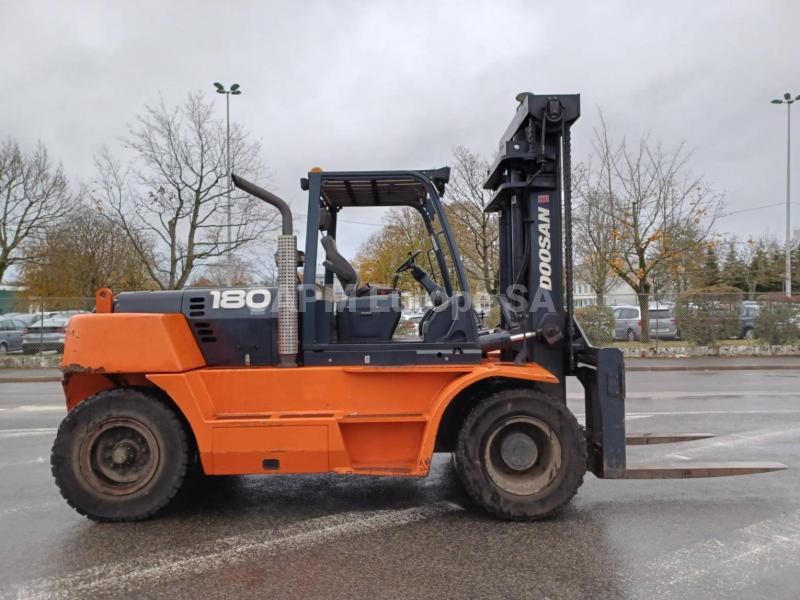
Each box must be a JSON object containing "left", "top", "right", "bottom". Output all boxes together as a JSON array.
[
  {"left": 213, "top": 82, "right": 242, "bottom": 286},
  {"left": 771, "top": 92, "right": 799, "bottom": 297}
]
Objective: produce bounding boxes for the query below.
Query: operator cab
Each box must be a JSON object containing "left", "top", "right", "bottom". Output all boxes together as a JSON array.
[{"left": 300, "top": 169, "right": 481, "bottom": 366}]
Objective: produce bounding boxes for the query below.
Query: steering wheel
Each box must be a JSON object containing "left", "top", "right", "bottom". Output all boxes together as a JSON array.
[{"left": 394, "top": 249, "right": 421, "bottom": 273}]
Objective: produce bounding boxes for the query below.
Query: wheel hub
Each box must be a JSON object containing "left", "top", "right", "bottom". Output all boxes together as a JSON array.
[
  {"left": 111, "top": 444, "right": 132, "bottom": 465},
  {"left": 499, "top": 431, "right": 539, "bottom": 471},
  {"left": 484, "top": 416, "right": 562, "bottom": 496},
  {"left": 79, "top": 418, "right": 159, "bottom": 495}
]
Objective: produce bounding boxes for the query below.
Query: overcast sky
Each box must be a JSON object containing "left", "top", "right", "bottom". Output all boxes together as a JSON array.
[{"left": 1, "top": 0, "right": 798, "bottom": 261}]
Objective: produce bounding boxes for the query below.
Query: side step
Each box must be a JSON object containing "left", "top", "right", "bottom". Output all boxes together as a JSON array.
[
  {"left": 625, "top": 433, "right": 715, "bottom": 445},
  {"left": 622, "top": 461, "right": 789, "bottom": 479}
]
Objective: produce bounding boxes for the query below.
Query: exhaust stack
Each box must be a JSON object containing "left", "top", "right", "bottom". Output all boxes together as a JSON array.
[{"left": 232, "top": 174, "right": 298, "bottom": 367}]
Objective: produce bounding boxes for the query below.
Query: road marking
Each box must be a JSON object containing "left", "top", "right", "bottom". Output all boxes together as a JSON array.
[
  {"left": 636, "top": 509, "right": 800, "bottom": 596},
  {"left": 659, "top": 423, "right": 800, "bottom": 459},
  {"left": 567, "top": 391, "right": 800, "bottom": 400},
  {"left": 0, "top": 456, "right": 48, "bottom": 469},
  {"left": 10, "top": 501, "right": 463, "bottom": 599},
  {"left": 0, "top": 428, "right": 57, "bottom": 439},
  {"left": 0, "top": 405, "right": 65, "bottom": 413}
]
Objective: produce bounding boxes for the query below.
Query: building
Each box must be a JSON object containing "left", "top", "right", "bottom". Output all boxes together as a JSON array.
[{"left": 573, "top": 279, "right": 639, "bottom": 307}]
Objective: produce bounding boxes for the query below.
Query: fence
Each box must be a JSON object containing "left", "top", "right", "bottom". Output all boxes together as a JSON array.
[
  {"left": 1, "top": 291, "right": 798, "bottom": 357},
  {"left": 575, "top": 291, "right": 800, "bottom": 348}
]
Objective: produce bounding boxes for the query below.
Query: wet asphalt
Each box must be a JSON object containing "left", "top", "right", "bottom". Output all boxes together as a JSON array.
[{"left": 0, "top": 370, "right": 798, "bottom": 599}]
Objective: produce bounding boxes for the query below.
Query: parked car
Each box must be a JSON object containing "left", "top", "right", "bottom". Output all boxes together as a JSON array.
[
  {"left": 22, "top": 317, "right": 68, "bottom": 354},
  {"left": 0, "top": 316, "right": 27, "bottom": 354},
  {"left": 9, "top": 312, "right": 60, "bottom": 327},
  {"left": 612, "top": 303, "right": 680, "bottom": 341},
  {"left": 739, "top": 302, "right": 760, "bottom": 339}
]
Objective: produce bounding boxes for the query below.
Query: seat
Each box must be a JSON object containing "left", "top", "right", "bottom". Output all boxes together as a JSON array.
[{"left": 319, "top": 234, "right": 401, "bottom": 341}]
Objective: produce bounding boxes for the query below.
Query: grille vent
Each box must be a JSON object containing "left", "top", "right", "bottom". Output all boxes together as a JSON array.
[
  {"left": 188, "top": 296, "right": 206, "bottom": 317},
  {"left": 192, "top": 320, "right": 216, "bottom": 343}
]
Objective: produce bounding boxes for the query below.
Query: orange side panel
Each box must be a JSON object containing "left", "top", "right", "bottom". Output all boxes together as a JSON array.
[
  {"left": 339, "top": 421, "right": 425, "bottom": 472},
  {"left": 212, "top": 424, "right": 329, "bottom": 474},
  {"left": 196, "top": 366, "right": 467, "bottom": 417},
  {"left": 147, "top": 362, "right": 558, "bottom": 477},
  {"left": 61, "top": 313, "right": 206, "bottom": 374}
]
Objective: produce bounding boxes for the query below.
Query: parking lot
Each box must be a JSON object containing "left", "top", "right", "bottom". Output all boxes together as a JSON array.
[{"left": 0, "top": 368, "right": 798, "bottom": 599}]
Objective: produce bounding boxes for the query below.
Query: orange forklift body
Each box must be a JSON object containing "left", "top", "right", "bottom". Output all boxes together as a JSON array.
[{"left": 61, "top": 312, "right": 558, "bottom": 477}]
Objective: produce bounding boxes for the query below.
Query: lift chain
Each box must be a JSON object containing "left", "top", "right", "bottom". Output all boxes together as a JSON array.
[{"left": 562, "top": 118, "right": 575, "bottom": 372}]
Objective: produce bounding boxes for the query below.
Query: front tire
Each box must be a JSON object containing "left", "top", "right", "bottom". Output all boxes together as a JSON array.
[
  {"left": 51, "top": 388, "right": 189, "bottom": 522},
  {"left": 455, "top": 388, "right": 586, "bottom": 520}
]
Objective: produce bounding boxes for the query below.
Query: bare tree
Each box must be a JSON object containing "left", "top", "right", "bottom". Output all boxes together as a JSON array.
[
  {"left": 0, "top": 140, "right": 73, "bottom": 283},
  {"left": 445, "top": 146, "right": 499, "bottom": 294},
  {"left": 586, "top": 113, "right": 722, "bottom": 341},
  {"left": 93, "top": 92, "right": 279, "bottom": 290},
  {"left": 191, "top": 255, "right": 255, "bottom": 288},
  {"left": 574, "top": 162, "right": 617, "bottom": 304}
]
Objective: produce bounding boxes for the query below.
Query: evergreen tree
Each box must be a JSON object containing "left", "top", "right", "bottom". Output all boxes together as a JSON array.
[{"left": 719, "top": 239, "right": 747, "bottom": 291}]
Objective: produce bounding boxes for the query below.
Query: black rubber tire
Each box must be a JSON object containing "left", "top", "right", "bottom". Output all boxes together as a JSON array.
[
  {"left": 0, "top": 342, "right": 7, "bottom": 355},
  {"left": 626, "top": 329, "right": 637, "bottom": 342},
  {"left": 455, "top": 388, "right": 586, "bottom": 520},
  {"left": 51, "top": 388, "right": 189, "bottom": 522}
]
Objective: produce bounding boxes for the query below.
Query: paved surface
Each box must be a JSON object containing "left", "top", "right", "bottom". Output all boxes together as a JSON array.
[
  {"left": 0, "top": 369, "right": 63, "bottom": 382},
  {"left": 0, "top": 370, "right": 798, "bottom": 599}
]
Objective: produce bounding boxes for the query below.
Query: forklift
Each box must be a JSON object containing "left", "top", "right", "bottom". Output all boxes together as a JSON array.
[{"left": 51, "top": 93, "right": 787, "bottom": 521}]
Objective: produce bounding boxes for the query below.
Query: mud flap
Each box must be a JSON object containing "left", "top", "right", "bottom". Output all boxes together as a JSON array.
[{"left": 576, "top": 347, "right": 626, "bottom": 478}]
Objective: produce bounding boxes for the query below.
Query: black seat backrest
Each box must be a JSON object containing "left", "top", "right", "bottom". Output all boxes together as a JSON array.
[{"left": 321, "top": 235, "right": 359, "bottom": 293}]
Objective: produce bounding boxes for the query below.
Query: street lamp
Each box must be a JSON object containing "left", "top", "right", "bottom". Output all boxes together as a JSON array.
[
  {"left": 213, "top": 82, "right": 242, "bottom": 286},
  {"left": 771, "top": 92, "right": 800, "bottom": 297}
]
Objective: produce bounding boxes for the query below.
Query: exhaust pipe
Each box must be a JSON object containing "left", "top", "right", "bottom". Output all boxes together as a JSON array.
[
  {"left": 232, "top": 174, "right": 293, "bottom": 235},
  {"left": 232, "top": 174, "right": 298, "bottom": 367}
]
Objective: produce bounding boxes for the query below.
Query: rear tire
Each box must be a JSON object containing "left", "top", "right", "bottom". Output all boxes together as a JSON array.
[
  {"left": 51, "top": 388, "right": 189, "bottom": 522},
  {"left": 455, "top": 388, "right": 586, "bottom": 520},
  {"left": 626, "top": 329, "right": 637, "bottom": 342},
  {"left": 0, "top": 342, "right": 7, "bottom": 355}
]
